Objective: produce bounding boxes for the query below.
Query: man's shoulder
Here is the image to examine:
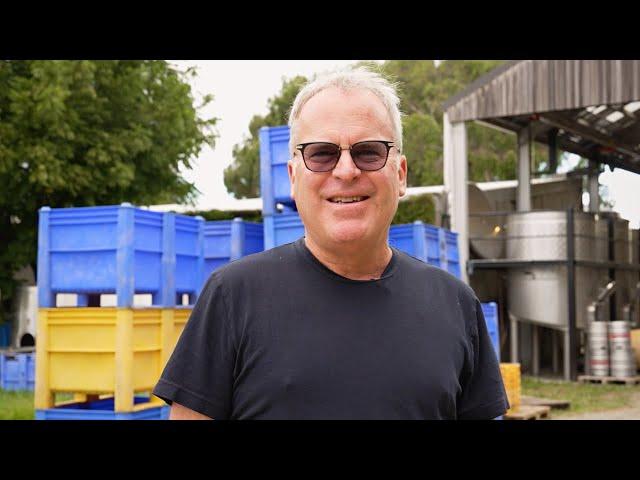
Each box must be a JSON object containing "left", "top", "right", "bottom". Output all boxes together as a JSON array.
[{"left": 393, "top": 247, "right": 476, "bottom": 300}]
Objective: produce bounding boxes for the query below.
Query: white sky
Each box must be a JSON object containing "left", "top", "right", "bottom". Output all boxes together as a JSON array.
[{"left": 168, "top": 60, "right": 640, "bottom": 229}]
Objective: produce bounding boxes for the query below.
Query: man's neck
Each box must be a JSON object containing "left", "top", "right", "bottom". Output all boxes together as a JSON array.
[{"left": 303, "top": 235, "right": 392, "bottom": 281}]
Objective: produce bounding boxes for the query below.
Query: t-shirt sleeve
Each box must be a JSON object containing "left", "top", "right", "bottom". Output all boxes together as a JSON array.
[
  {"left": 457, "top": 298, "right": 510, "bottom": 420},
  {"left": 152, "top": 272, "right": 236, "bottom": 419}
]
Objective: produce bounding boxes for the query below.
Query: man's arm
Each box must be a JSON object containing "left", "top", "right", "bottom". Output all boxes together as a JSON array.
[{"left": 169, "top": 402, "right": 213, "bottom": 420}]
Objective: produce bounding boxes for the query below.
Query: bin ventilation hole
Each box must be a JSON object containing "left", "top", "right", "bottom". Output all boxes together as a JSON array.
[{"left": 21, "top": 334, "right": 35, "bottom": 347}]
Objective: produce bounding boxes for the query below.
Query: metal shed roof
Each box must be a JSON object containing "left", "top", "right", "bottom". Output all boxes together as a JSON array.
[{"left": 443, "top": 60, "right": 640, "bottom": 174}]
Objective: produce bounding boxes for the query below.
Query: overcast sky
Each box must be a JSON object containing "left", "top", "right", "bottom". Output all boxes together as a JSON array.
[{"left": 168, "top": 60, "right": 640, "bottom": 229}]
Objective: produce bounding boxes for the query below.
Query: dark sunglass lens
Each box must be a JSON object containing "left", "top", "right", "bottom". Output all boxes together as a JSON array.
[
  {"left": 351, "top": 142, "right": 388, "bottom": 170},
  {"left": 304, "top": 143, "right": 339, "bottom": 171}
]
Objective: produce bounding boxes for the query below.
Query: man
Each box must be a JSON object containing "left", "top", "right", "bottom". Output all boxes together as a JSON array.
[{"left": 153, "top": 67, "right": 509, "bottom": 420}]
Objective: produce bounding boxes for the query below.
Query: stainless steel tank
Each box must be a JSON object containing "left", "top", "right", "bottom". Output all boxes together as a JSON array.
[
  {"left": 594, "top": 214, "right": 609, "bottom": 263},
  {"left": 506, "top": 210, "right": 595, "bottom": 261},
  {"left": 615, "top": 217, "right": 630, "bottom": 321},
  {"left": 506, "top": 211, "right": 599, "bottom": 329},
  {"left": 468, "top": 184, "right": 505, "bottom": 259},
  {"left": 631, "top": 229, "right": 640, "bottom": 265},
  {"left": 10, "top": 285, "right": 37, "bottom": 348},
  {"left": 613, "top": 216, "right": 630, "bottom": 264},
  {"left": 593, "top": 214, "right": 612, "bottom": 321}
]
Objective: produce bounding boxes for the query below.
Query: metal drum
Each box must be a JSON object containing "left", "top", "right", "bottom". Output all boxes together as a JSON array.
[
  {"left": 609, "top": 321, "right": 637, "bottom": 377},
  {"left": 588, "top": 321, "right": 609, "bottom": 377}
]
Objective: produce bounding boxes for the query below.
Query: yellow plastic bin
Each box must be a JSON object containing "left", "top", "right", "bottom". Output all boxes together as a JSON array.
[
  {"left": 631, "top": 329, "right": 640, "bottom": 368},
  {"left": 35, "top": 307, "right": 191, "bottom": 413},
  {"left": 172, "top": 307, "right": 191, "bottom": 351},
  {"left": 499, "top": 363, "right": 521, "bottom": 412}
]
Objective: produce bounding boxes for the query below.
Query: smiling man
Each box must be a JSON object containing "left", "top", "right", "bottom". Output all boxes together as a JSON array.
[{"left": 153, "top": 67, "right": 509, "bottom": 420}]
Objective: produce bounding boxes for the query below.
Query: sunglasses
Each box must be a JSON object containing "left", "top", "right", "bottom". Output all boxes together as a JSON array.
[{"left": 295, "top": 140, "right": 397, "bottom": 172}]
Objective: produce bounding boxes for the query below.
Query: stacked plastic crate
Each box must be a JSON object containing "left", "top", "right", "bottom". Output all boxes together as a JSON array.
[
  {"left": 259, "top": 125, "right": 461, "bottom": 280},
  {"left": 480, "top": 302, "right": 500, "bottom": 361},
  {"left": 203, "top": 218, "right": 264, "bottom": 279},
  {"left": 259, "top": 126, "right": 305, "bottom": 249},
  {"left": 0, "top": 350, "right": 35, "bottom": 391},
  {"left": 34, "top": 204, "right": 202, "bottom": 420}
]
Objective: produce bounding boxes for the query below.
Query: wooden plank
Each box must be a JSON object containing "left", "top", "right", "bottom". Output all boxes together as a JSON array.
[
  {"left": 504, "top": 405, "right": 551, "bottom": 420},
  {"left": 577, "top": 375, "right": 640, "bottom": 385},
  {"left": 446, "top": 60, "right": 640, "bottom": 123},
  {"left": 521, "top": 395, "right": 570, "bottom": 410}
]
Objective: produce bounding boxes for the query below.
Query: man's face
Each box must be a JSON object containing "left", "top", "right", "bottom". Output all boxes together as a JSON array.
[{"left": 288, "top": 87, "right": 407, "bottom": 249}]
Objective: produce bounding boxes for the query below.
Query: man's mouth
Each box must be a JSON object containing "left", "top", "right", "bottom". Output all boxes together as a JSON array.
[{"left": 327, "top": 196, "right": 370, "bottom": 204}]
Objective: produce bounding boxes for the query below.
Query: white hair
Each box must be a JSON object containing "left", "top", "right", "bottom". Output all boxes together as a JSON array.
[{"left": 287, "top": 66, "right": 403, "bottom": 155}]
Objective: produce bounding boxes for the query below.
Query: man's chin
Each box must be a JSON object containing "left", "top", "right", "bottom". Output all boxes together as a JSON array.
[{"left": 324, "top": 225, "right": 371, "bottom": 245}]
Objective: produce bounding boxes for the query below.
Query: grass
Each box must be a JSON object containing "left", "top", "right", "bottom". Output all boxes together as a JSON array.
[
  {"left": 521, "top": 376, "right": 640, "bottom": 417},
  {"left": 0, "top": 389, "right": 35, "bottom": 420},
  {"left": 0, "top": 390, "right": 154, "bottom": 420}
]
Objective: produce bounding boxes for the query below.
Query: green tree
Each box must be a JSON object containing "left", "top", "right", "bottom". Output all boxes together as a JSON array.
[
  {"left": 393, "top": 194, "right": 436, "bottom": 225},
  {"left": 224, "top": 75, "right": 307, "bottom": 198},
  {"left": 0, "top": 60, "right": 217, "bottom": 316},
  {"left": 376, "top": 60, "right": 521, "bottom": 185}
]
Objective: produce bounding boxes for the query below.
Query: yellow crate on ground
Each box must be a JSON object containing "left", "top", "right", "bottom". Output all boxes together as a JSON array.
[
  {"left": 499, "top": 362, "right": 521, "bottom": 411},
  {"left": 632, "top": 329, "right": 640, "bottom": 367},
  {"left": 35, "top": 307, "right": 192, "bottom": 413},
  {"left": 173, "top": 307, "right": 191, "bottom": 351}
]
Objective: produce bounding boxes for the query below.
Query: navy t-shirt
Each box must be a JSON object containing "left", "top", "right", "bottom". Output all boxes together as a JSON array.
[{"left": 153, "top": 238, "right": 509, "bottom": 419}]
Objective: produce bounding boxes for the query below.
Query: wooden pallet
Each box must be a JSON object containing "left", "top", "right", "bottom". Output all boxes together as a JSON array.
[
  {"left": 503, "top": 405, "right": 551, "bottom": 420},
  {"left": 521, "top": 395, "right": 570, "bottom": 410},
  {"left": 577, "top": 375, "right": 640, "bottom": 385}
]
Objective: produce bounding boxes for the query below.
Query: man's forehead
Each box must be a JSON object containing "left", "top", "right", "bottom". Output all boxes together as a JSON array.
[
  {"left": 300, "top": 87, "right": 386, "bottom": 115},
  {"left": 295, "top": 88, "right": 392, "bottom": 134}
]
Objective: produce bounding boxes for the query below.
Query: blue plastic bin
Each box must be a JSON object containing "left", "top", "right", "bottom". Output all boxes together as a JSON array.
[
  {"left": 0, "top": 324, "right": 11, "bottom": 348},
  {"left": 263, "top": 212, "right": 305, "bottom": 250},
  {"left": 203, "top": 218, "right": 264, "bottom": 279},
  {"left": 35, "top": 396, "right": 170, "bottom": 420},
  {"left": 259, "top": 125, "right": 295, "bottom": 215},
  {"left": 388, "top": 222, "right": 461, "bottom": 279},
  {"left": 37, "top": 204, "right": 204, "bottom": 307},
  {"left": 481, "top": 302, "right": 500, "bottom": 361},
  {"left": 442, "top": 230, "right": 461, "bottom": 279},
  {"left": 389, "top": 221, "right": 442, "bottom": 268},
  {"left": 0, "top": 351, "right": 35, "bottom": 391},
  {"left": 174, "top": 214, "right": 205, "bottom": 305}
]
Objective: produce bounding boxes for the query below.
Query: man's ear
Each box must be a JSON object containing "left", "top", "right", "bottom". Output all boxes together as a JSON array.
[
  {"left": 288, "top": 158, "right": 296, "bottom": 201},
  {"left": 397, "top": 154, "right": 407, "bottom": 198}
]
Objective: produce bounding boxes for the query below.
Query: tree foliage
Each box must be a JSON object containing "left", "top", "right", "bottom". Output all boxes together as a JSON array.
[
  {"left": 0, "top": 60, "right": 217, "bottom": 315},
  {"left": 393, "top": 194, "right": 436, "bottom": 225},
  {"left": 184, "top": 209, "right": 262, "bottom": 223}
]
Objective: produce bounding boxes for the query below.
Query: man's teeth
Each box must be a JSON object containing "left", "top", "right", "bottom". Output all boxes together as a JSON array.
[{"left": 329, "top": 196, "right": 365, "bottom": 204}]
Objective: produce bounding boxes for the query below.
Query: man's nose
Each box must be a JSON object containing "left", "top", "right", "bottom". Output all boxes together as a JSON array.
[{"left": 331, "top": 149, "right": 361, "bottom": 181}]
